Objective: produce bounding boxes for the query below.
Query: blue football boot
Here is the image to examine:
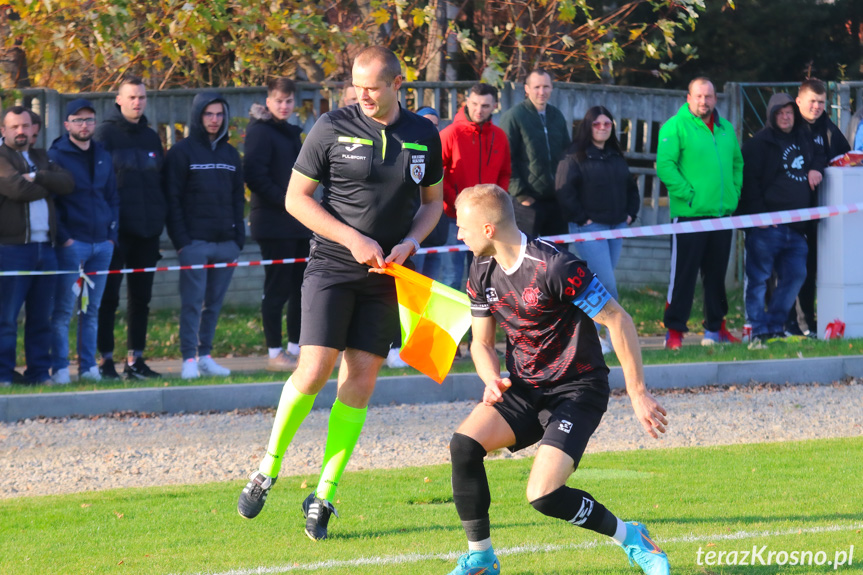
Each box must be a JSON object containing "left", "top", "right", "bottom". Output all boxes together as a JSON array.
[
  {"left": 446, "top": 548, "right": 501, "bottom": 575},
  {"left": 620, "top": 521, "right": 670, "bottom": 575}
]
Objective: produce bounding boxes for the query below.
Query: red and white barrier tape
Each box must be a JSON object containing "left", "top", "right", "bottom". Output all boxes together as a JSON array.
[{"left": 3, "top": 202, "right": 862, "bottom": 277}]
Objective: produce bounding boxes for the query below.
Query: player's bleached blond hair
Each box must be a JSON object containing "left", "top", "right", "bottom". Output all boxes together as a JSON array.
[{"left": 454, "top": 184, "right": 515, "bottom": 227}]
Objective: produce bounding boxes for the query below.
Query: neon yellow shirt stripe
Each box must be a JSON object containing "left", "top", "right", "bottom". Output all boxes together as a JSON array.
[
  {"left": 402, "top": 143, "right": 428, "bottom": 151},
  {"left": 292, "top": 168, "right": 319, "bottom": 183},
  {"left": 336, "top": 136, "right": 373, "bottom": 146}
]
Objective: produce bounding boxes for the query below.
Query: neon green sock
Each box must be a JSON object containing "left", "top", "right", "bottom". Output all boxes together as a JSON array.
[
  {"left": 315, "top": 399, "right": 368, "bottom": 502},
  {"left": 259, "top": 377, "right": 316, "bottom": 478}
]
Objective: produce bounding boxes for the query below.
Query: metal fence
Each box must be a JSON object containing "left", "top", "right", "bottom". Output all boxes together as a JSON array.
[
  {"left": 725, "top": 81, "right": 862, "bottom": 143},
  {"left": 16, "top": 80, "right": 718, "bottom": 227},
  {"left": 19, "top": 79, "right": 859, "bottom": 231}
]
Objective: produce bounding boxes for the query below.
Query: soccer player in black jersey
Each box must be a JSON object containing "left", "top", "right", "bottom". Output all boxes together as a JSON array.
[
  {"left": 237, "top": 47, "right": 444, "bottom": 540},
  {"left": 445, "top": 184, "right": 670, "bottom": 575}
]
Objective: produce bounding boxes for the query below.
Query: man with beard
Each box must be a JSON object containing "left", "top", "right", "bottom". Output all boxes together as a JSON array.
[
  {"left": 49, "top": 99, "right": 119, "bottom": 384},
  {"left": 0, "top": 106, "right": 74, "bottom": 386}
]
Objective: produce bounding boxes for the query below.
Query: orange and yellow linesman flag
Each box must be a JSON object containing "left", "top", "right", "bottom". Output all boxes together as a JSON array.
[{"left": 383, "top": 263, "right": 472, "bottom": 384}]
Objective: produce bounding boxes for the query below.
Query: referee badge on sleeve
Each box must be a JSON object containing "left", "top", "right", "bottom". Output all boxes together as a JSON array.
[{"left": 410, "top": 154, "right": 426, "bottom": 184}]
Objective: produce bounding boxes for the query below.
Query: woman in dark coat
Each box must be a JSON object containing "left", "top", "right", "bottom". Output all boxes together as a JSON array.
[{"left": 555, "top": 106, "right": 639, "bottom": 353}]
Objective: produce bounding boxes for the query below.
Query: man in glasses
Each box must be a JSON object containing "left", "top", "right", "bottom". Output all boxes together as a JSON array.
[
  {"left": 165, "top": 92, "right": 245, "bottom": 380},
  {"left": 48, "top": 99, "right": 120, "bottom": 384}
]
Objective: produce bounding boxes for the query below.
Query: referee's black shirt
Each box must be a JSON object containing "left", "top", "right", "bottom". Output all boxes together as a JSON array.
[{"left": 293, "top": 103, "right": 443, "bottom": 266}]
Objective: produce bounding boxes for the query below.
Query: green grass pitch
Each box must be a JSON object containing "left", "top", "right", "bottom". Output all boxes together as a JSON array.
[{"left": 2, "top": 437, "right": 861, "bottom": 574}]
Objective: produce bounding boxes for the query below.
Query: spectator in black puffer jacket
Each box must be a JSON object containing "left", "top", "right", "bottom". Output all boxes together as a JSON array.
[
  {"left": 94, "top": 75, "right": 166, "bottom": 381},
  {"left": 555, "top": 105, "right": 639, "bottom": 354},
  {"left": 244, "top": 77, "right": 311, "bottom": 373},
  {"left": 165, "top": 91, "right": 245, "bottom": 380}
]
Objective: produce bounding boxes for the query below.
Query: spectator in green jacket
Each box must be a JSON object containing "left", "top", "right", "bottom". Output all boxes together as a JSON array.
[
  {"left": 500, "top": 69, "right": 571, "bottom": 237},
  {"left": 656, "top": 77, "right": 743, "bottom": 350}
]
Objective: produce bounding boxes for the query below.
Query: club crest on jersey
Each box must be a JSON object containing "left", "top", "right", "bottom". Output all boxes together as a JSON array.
[
  {"left": 410, "top": 154, "right": 426, "bottom": 184},
  {"left": 485, "top": 287, "right": 499, "bottom": 303},
  {"left": 522, "top": 286, "right": 541, "bottom": 307}
]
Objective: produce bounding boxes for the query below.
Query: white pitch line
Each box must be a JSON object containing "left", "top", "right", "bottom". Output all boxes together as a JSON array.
[{"left": 179, "top": 522, "right": 863, "bottom": 575}]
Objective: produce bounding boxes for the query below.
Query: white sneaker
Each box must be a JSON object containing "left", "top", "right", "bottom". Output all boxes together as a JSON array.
[
  {"left": 599, "top": 336, "right": 614, "bottom": 355},
  {"left": 51, "top": 367, "right": 71, "bottom": 385},
  {"left": 80, "top": 366, "right": 102, "bottom": 381},
  {"left": 181, "top": 359, "right": 200, "bottom": 379},
  {"left": 198, "top": 355, "right": 231, "bottom": 376},
  {"left": 386, "top": 348, "right": 409, "bottom": 368},
  {"left": 286, "top": 342, "right": 300, "bottom": 356}
]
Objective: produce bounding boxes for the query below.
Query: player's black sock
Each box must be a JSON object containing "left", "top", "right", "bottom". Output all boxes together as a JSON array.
[
  {"left": 530, "top": 485, "right": 617, "bottom": 537},
  {"left": 450, "top": 432, "right": 491, "bottom": 541}
]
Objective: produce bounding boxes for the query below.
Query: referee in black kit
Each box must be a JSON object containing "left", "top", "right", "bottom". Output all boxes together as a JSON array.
[{"left": 237, "top": 46, "right": 444, "bottom": 541}]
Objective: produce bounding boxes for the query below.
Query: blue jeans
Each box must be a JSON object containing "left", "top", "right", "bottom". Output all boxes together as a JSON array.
[
  {"left": 568, "top": 221, "right": 626, "bottom": 301},
  {"left": 412, "top": 252, "right": 442, "bottom": 282},
  {"left": 52, "top": 240, "right": 114, "bottom": 372},
  {"left": 744, "top": 226, "right": 808, "bottom": 337},
  {"left": 178, "top": 239, "right": 240, "bottom": 360},
  {"left": 437, "top": 218, "right": 467, "bottom": 290},
  {"left": 0, "top": 243, "right": 58, "bottom": 382}
]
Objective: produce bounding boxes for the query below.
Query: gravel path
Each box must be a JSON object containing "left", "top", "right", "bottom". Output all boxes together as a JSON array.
[{"left": 2, "top": 380, "right": 861, "bottom": 499}]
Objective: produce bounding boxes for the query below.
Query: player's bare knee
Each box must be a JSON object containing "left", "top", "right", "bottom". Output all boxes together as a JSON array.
[
  {"left": 291, "top": 360, "right": 334, "bottom": 393},
  {"left": 336, "top": 379, "right": 376, "bottom": 408},
  {"left": 525, "top": 477, "right": 565, "bottom": 503}
]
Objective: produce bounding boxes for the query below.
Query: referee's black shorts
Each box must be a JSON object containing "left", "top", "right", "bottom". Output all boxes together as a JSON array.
[
  {"left": 494, "top": 378, "right": 609, "bottom": 467},
  {"left": 299, "top": 253, "right": 398, "bottom": 358}
]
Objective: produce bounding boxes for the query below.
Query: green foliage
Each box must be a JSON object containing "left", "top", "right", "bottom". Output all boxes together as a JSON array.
[
  {"left": 1, "top": 0, "right": 357, "bottom": 90},
  {"left": 1, "top": 438, "right": 861, "bottom": 574},
  {"left": 1, "top": 0, "right": 733, "bottom": 90}
]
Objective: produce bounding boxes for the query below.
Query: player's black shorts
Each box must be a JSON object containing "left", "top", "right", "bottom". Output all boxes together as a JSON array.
[
  {"left": 299, "top": 253, "right": 398, "bottom": 358},
  {"left": 494, "top": 377, "right": 609, "bottom": 465}
]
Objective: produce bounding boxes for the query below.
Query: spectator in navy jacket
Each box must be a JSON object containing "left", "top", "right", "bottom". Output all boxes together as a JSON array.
[
  {"left": 95, "top": 75, "right": 167, "bottom": 380},
  {"left": 244, "top": 78, "right": 310, "bottom": 373},
  {"left": 48, "top": 99, "right": 119, "bottom": 384},
  {"left": 165, "top": 92, "right": 245, "bottom": 379}
]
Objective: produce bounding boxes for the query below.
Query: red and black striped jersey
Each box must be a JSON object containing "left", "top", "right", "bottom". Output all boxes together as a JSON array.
[{"left": 467, "top": 234, "right": 611, "bottom": 388}]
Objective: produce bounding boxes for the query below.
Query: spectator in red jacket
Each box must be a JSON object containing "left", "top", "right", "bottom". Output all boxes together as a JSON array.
[{"left": 439, "top": 83, "right": 511, "bottom": 291}]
